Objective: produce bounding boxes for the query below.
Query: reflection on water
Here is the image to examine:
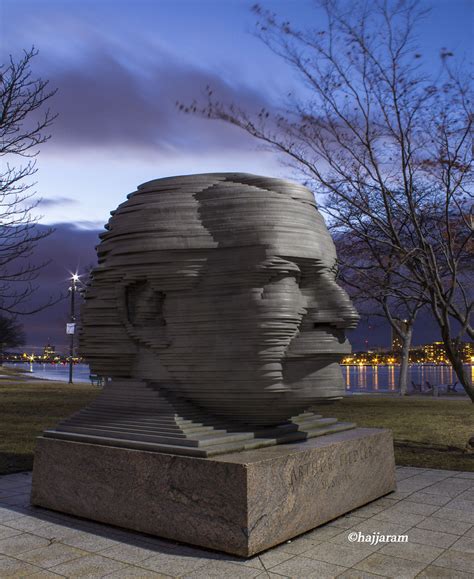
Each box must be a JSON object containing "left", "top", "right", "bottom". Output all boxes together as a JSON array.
[
  {"left": 345, "top": 364, "right": 472, "bottom": 394},
  {"left": 389, "top": 365, "right": 395, "bottom": 390},
  {"left": 4, "top": 362, "right": 91, "bottom": 383}
]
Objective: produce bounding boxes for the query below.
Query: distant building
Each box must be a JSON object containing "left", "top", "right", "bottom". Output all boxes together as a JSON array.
[
  {"left": 43, "top": 343, "right": 56, "bottom": 359},
  {"left": 391, "top": 320, "right": 409, "bottom": 353},
  {"left": 422, "top": 341, "right": 445, "bottom": 363},
  {"left": 343, "top": 341, "right": 473, "bottom": 365},
  {"left": 422, "top": 341, "right": 473, "bottom": 364},
  {"left": 408, "top": 346, "right": 425, "bottom": 364},
  {"left": 459, "top": 342, "right": 474, "bottom": 363}
]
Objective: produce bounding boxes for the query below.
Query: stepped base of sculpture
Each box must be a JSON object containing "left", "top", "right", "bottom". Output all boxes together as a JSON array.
[
  {"left": 43, "top": 379, "right": 356, "bottom": 457},
  {"left": 31, "top": 427, "right": 396, "bottom": 556}
]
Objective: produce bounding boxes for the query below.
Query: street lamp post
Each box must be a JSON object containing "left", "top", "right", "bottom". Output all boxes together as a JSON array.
[{"left": 67, "top": 274, "right": 79, "bottom": 384}]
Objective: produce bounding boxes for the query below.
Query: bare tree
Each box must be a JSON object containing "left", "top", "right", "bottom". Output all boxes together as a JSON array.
[
  {"left": 0, "top": 47, "right": 57, "bottom": 314},
  {"left": 0, "top": 314, "right": 25, "bottom": 356},
  {"left": 184, "top": 0, "right": 473, "bottom": 400},
  {"left": 335, "top": 232, "right": 424, "bottom": 395}
]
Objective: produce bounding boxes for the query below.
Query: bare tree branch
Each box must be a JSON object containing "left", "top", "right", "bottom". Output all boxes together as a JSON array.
[
  {"left": 181, "top": 0, "right": 474, "bottom": 400},
  {"left": 0, "top": 47, "right": 58, "bottom": 315}
]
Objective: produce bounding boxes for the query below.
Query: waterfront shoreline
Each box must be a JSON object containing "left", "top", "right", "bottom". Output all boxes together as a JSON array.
[{"left": 3, "top": 362, "right": 472, "bottom": 393}]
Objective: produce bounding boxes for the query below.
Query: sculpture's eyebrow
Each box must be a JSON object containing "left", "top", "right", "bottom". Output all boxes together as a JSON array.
[
  {"left": 291, "top": 256, "right": 333, "bottom": 271},
  {"left": 256, "top": 256, "right": 301, "bottom": 274}
]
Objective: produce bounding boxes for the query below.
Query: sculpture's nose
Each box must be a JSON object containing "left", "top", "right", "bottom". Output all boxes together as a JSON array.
[
  {"left": 329, "top": 284, "right": 359, "bottom": 330},
  {"left": 304, "top": 272, "right": 359, "bottom": 330}
]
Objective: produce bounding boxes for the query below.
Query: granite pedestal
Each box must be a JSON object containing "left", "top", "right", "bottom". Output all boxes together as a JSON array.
[{"left": 31, "top": 427, "right": 396, "bottom": 557}]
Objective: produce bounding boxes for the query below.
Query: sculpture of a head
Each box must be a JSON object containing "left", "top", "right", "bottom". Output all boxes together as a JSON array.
[{"left": 80, "top": 173, "right": 358, "bottom": 426}]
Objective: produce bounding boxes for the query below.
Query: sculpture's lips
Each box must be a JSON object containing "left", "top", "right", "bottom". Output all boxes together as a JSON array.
[{"left": 285, "top": 324, "right": 351, "bottom": 358}]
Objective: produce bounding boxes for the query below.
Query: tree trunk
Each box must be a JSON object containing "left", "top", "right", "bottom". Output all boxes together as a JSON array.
[
  {"left": 441, "top": 326, "right": 474, "bottom": 402},
  {"left": 398, "top": 326, "right": 413, "bottom": 396}
]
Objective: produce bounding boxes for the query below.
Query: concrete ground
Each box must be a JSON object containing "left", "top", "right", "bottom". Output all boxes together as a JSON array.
[{"left": 0, "top": 467, "right": 473, "bottom": 578}]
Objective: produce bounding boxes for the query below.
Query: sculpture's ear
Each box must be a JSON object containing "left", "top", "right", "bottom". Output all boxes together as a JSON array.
[
  {"left": 125, "top": 281, "right": 166, "bottom": 327},
  {"left": 117, "top": 279, "right": 169, "bottom": 350}
]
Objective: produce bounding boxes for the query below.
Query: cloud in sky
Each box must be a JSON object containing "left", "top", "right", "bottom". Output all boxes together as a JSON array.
[
  {"left": 21, "top": 34, "right": 286, "bottom": 226},
  {"left": 4, "top": 0, "right": 472, "bottom": 163},
  {"left": 44, "top": 45, "right": 272, "bottom": 154},
  {"left": 3, "top": 0, "right": 292, "bottom": 229},
  {"left": 15, "top": 37, "right": 286, "bottom": 226},
  {"left": 38, "top": 197, "right": 78, "bottom": 208}
]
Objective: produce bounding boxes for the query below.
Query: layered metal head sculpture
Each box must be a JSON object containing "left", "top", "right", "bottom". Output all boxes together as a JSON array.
[
  {"left": 47, "top": 174, "right": 358, "bottom": 456},
  {"left": 82, "top": 173, "right": 358, "bottom": 421}
]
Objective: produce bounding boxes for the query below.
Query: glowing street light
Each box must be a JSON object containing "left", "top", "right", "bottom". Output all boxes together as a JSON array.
[{"left": 67, "top": 272, "right": 80, "bottom": 384}]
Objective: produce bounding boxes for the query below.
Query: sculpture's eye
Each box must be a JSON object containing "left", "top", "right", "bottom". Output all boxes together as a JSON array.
[
  {"left": 125, "top": 281, "right": 166, "bottom": 327},
  {"left": 299, "top": 266, "right": 329, "bottom": 289}
]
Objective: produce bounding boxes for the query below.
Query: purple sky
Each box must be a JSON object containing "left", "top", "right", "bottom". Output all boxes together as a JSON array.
[{"left": 1, "top": 0, "right": 473, "bottom": 351}]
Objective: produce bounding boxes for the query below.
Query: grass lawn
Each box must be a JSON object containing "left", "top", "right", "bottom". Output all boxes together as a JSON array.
[
  {"left": 319, "top": 395, "right": 474, "bottom": 471},
  {"left": 0, "top": 374, "right": 99, "bottom": 475},
  {"left": 1, "top": 371, "right": 473, "bottom": 474}
]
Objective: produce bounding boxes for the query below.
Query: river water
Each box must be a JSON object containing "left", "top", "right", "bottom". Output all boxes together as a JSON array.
[
  {"left": 5, "top": 362, "right": 91, "bottom": 383},
  {"left": 5, "top": 362, "right": 473, "bottom": 395},
  {"left": 343, "top": 364, "right": 472, "bottom": 394}
]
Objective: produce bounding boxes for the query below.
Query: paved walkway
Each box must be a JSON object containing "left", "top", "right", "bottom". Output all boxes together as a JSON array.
[{"left": 0, "top": 467, "right": 473, "bottom": 578}]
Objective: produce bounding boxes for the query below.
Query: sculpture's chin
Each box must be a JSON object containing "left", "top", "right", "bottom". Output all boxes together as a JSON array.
[
  {"left": 154, "top": 357, "right": 346, "bottom": 428},
  {"left": 282, "top": 357, "right": 346, "bottom": 400}
]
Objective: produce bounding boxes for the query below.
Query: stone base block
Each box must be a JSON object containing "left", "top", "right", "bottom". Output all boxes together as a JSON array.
[{"left": 31, "top": 427, "right": 396, "bottom": 556}]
